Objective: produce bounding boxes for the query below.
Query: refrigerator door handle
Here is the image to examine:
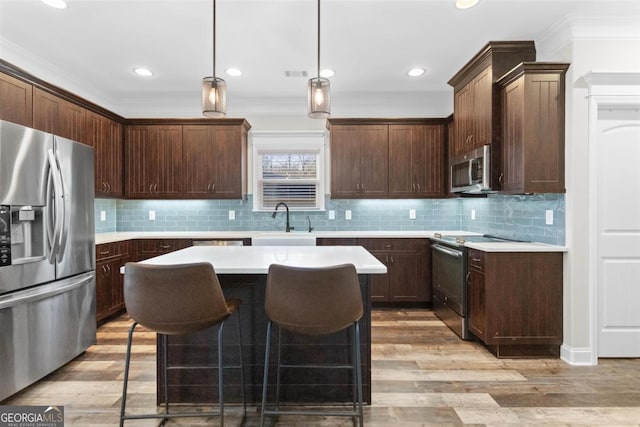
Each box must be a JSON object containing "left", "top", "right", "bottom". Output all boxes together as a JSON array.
[
  {"left": 46, "top": 149, "right": 65, "bottom": 264},
  {"left": 0, "top": 271, "right": 94, "bottom": 309}
]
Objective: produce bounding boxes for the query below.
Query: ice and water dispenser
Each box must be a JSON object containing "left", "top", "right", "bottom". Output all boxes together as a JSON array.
[{"left": 0, "top": 204, "right": 46, "bottom": 267}]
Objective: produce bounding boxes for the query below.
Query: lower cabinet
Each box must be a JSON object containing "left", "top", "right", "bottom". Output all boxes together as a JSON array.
[
  {"left": 467, "top": 248, "right": 563, "bottom": 357},
  {"left": 318, "top": 238, "right": 430, "bottom": 303},
  {"left": 95, "top": 241, "right": 130, "bottom": 322}
]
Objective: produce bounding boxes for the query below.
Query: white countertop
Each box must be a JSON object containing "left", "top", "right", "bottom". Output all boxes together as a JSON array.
[
  {"left": 139, "top": 245, "right": 388, "bottom": 274},
  {"left": 97, "top": 230, "right": 567, "bottom": 252}
]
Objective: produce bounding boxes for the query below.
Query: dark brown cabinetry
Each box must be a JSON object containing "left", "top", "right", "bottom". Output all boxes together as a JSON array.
[
  {"left": 0, "top": 72, "right": 33, "bottom": 126},
  {"left": 389, "top": 123, "right": 445, "bottom": 198},
  {"left": 33, "top": 87, "right": 88, "bottom": 144},
  {"left": 132, "top": 239, "right": 192, "bottom": 261},
  {"left": 86, "top": 111, "right": 123, "bottom": 197},
  {"left": 448, "top": 41, "right": 536, "bottom": 187},
  {"left": 96, "top": 241, "right": 131, "bottom": 322},
  {"left": 329, "top": 123, "right": 388, "bottom": 198},
  {"left": 125, "top": 125, "right": 183, "bottom": 198},
  {"left": 318, "top": 237, "right": 430, "bottom": 303},
  {"left": 182, "top": 125, "right": 248, "bottom": 199},
  {"left": 497, "top": 63, "right": 570, "bottom": 194},
  {"left": 466, "top": 248, "right": 563, "bottom": 357}
]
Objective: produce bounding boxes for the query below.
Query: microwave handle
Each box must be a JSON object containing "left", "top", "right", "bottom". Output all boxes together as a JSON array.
[{"left": 468, "top": 159, "right": 474, "bottom": 184}]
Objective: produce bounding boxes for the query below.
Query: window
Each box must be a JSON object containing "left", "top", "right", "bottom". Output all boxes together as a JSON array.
[{"left": 253, "top": 131, "right": 325, "bottom": 211}]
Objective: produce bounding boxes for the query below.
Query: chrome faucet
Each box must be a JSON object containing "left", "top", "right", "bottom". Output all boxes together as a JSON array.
[{"left": 272, "top": 202, "right": 294, "bottom": 232}]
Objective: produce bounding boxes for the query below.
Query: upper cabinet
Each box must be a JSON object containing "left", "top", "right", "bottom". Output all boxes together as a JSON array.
[
  {"left": 448, "top": 41, "right": 536, "bottom": 188},
  {"left": 329, "top": 122, "right": 389, "bottom": 198},
  {"left": 125, "top": 120, "right": 250, "bottom": 200},
  {"left": 389, "top": 123, "right": 445, "bottom": 198},
  {"left": 328, "top": 118, "right": 446, "bottom": 199},
  {"left": 0, "top": 72, "right": 33, "bottom": 127},
  {"left": 33, "top": 87, "right": 88, "bottom": 144},
  {"left": 497, "top": 63, "right": 570, "bottom": 194},
  {"left": 86, "top": 111, "right": 123, "bottom": 198},
  {"left": 125, "top": 125, "right": 183, "bottom": 199},
  {"left": 182, "top": 124, "right": 248, "bottom": 199}
]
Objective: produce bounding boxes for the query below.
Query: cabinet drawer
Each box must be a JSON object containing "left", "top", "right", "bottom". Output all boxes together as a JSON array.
[
  {"left": 467, "top": 249, "right": 485, "bottom": 272},
  {"left": 357, "top": 238, "right": 424, "bottom": 251},
  {"left": 317, "top": 238, "right": 357, "bottom": 246},
  {"left": 136, "top": 239, "right": 192, "bottom": 256},
  {"left": 96, "top": 241, "right": 130, "bottom": 261}
]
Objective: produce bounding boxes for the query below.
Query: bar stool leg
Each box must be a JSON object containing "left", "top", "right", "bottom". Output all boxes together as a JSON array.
[
  {"left": 162, "top": 334, "right": 170, "bottom": 418},
  {"left": 119, "top": 322, "right": 137, "bottom": 427},
  {"left": 354, "top": 321, "right": 364, "bottom": 427},
  {"left": 274, "top": 326, "right": 283, "bottom": 412}
]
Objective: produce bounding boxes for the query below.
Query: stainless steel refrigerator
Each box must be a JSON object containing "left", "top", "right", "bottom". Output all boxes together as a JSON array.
[{"left": 0, "top": 120, "right": 96, "bottom": 402}]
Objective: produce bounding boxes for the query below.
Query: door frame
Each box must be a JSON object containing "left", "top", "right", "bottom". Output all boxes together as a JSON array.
[{"left": 584, "top": 72, "right": 640, "bottom": 365}]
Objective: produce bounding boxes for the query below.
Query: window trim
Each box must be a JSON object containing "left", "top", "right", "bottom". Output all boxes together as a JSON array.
[{"left": 252, "top": 131, "right": 326, "bottom": 212}]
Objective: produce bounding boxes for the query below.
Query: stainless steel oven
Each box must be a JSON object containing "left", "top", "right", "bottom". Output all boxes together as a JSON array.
[{"left": 431, "top": 241, "right": 470, "bottom": 339}]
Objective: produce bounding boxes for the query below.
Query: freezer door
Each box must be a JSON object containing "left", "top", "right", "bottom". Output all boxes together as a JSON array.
[
  {"left": 0, "top": 121, "right": 56, "bottom": 293},
  {"left": 53, "top": 136, "right": 95, "bottom": 279},
  {"left": 0, "top": 271, "right": 96, "bottom": 401}
]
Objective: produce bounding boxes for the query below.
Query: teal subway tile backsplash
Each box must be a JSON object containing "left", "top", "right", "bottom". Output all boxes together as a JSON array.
[{"left": 94, "top": 194, "right": 565, "bottom": 245}]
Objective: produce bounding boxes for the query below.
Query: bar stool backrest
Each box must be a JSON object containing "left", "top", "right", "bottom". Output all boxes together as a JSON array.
[
  {"left": 124, "top": 262, "right": 231, "bottom": 335},
  {"left": 265, "top": 263, "right": 363, "bottom": 336}
]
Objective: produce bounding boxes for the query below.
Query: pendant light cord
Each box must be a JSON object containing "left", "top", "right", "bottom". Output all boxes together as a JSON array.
[
  {"left": 213, "top": 0, "right": 216, "bottom": 78},
  {"left": 317, "top": 0, "right": 320, "bottom": 78}
]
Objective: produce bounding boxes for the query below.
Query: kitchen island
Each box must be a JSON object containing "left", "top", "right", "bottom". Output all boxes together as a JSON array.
[{"left": 138, "top": 245, "right": 387, "bottom": 405}]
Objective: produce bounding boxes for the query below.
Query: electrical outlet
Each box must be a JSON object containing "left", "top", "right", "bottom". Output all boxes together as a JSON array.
[
  {"left": 471, "top": 209, "right": 476, "bottom": 221},
  {"left": 345, "top": 210, "right": 352, "bottom": 220},
  {"left": 546, "top": 210, "right": 554, "bottom": 225},
  {"left": 409, "top": 209, "right": 416, "bottom": 220},
  {"left": 148, "top": 210, "right": 156, "bottom": 221},
  {"left": 328, "top": 210, "right": 335, "bottom": 220},
  {"left": 228, "top": 210, "right": 235, "bottom": 220},
  {"left": 100, "top": 210, "right": 106, "bottom": 221}
]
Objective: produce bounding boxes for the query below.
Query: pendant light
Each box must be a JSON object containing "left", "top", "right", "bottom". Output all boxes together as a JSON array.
[
  {"left": 308, "top": 0, "right": 330, "bottom": 118},
  {"left": 202, "top": 0, "right": 226, "bottom": 117}
]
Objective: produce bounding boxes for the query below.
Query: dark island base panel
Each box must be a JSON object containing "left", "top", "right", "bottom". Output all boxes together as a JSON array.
[{"left": 156, "top": 274, "right": 372, "bottom": 405}]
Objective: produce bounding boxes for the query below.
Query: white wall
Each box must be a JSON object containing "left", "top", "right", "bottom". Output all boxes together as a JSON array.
[{"left": 539, "top": 26, "right": 640, "bottom": 362}]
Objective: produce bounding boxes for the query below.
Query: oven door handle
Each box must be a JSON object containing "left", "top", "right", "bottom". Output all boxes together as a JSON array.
[{"left": 432, "top": 244, "right": 463, "bottom": 258}]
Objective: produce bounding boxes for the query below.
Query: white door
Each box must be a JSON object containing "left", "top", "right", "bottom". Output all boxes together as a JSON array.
[{"left": 597, "top": 108, "right": 640, "bottom": 357}]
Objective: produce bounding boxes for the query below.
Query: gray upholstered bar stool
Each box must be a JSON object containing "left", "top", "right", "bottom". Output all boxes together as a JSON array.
[
  {"left": 260, "top": 263, "right": 364, "bottom": 427},
  {"left": 120, "top": 262, "right": 246, "bottom": 427}
]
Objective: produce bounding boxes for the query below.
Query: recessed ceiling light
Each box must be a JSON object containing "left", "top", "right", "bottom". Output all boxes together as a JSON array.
[
  {"left": 133, "top": 67, "right": 153, "bottom": 77},
  {"left": 408, "top": 67, "right": 426, "bottom": 77},
  {"left": 320, "top": 69, "right": 335, "bottom": 78},
  {"left": 226, "top": 68, "right": 242, "bottom": 77},
  {"left": 41, "top": 0, "right": 67, "bottom": 9},
  {"left": 456, "top": 0, "right": 479, "bottom": 10}
]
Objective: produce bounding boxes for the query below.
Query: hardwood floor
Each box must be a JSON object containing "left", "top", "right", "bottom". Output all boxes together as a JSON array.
[{"left": 3, "top": 309, "right": 640, "bottom": 426}]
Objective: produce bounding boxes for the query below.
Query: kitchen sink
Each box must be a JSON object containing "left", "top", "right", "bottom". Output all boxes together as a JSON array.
[{"left": 251, "top": 233, "right": 316, "bottom": 246}]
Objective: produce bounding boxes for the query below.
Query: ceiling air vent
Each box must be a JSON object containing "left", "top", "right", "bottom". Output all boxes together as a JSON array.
[{"left": 285, "top": 70, "right": 308, "bottom": 78}]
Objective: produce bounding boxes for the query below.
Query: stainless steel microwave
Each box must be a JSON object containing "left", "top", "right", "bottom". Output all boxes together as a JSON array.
[{"left": 450, "top": 145, "right": 491, "bottom": 194}]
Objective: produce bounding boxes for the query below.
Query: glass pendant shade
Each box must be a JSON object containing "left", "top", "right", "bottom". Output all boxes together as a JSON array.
[
  {"left": 202, "top": 76, "right": 226, "bottom": 118},
  {"left": 308, "top": 77, "right": 330, "bottom": 118}
]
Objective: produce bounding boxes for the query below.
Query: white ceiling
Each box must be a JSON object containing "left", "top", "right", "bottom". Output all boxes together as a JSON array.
[{"left": 0, "top": 0, "right": 638, "bottom": 119}]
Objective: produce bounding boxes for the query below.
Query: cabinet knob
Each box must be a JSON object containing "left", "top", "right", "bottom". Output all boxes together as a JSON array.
[
  {"left": 154, "top": 184, "right": 159, "bottom": 193},
  {"left": 160, "top": 245, "right": 171, "bottom": 249},
  {"left": 412, "top": 183, "right": 416, "bottom": 191},
  {"left": 207, "top": 184, "right": 211, "bottom": 191},
  {"left": 356, "top": 183, "right": 360, "bottom": 190},
  {"left": 212, "top": 183, "right": 216, "bottom": 192},
  {"left": 416, "top": 183, "right": 420, "bottom": 192},
  {"left": 390, "top": 256, "right": 394, "bottom": 264},
  {"left": 498, "top": 173, "right": 504, "bottom": 185}
]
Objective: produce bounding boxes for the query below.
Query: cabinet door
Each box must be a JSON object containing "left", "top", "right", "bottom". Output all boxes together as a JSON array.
[
  {"left": 453, "top": 85, "right": 472, "bottom": 156},
  {"left": 0, "top": 72, "right": 33, "bottom": 126},
  {"left": 388, "top": 251, "right": 422, "bottom": 301},
  {"left": 501, "top": 79, "right": 525, "bottom": 193},
  {"left": 471, "top": 66, "right": 492, "bottom": 149},
  {"left": 211, "top": 126, "right": 243, "bottom": 198},
  {"left": 109, "top": 257, "right": 126, "bottom": 312},
  {"left": 87, "top": 112, "right": 123, "bottom": 197},
  {"left": 388, "top": 125, "right": 417, "bottom": 198},
  {"left": 183, "top": 126, "right": 216, "bottom": 198},
  {"left": 467, "top": 269, "right": 487, "bottom": 341},
  {"left": 369, "top": 251, "right": 390, "bottom": 301},
  {"left": 96, "top": 260, "right": 113, "bottom": 321},
  {"left": 125, "top": 125, "right": 182, "bottom": 198},
  {"left": 33, "top": 88, "right": 87, "bottom": 144},
  {"left": 415, "top": 125, "right": 445, "bottom": 197},
  {"left": 359, "top": 125, "right": 388, "bottom": 198},
  {"left": 330, "top": 125, "right": 362, "bottom": 198}
]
